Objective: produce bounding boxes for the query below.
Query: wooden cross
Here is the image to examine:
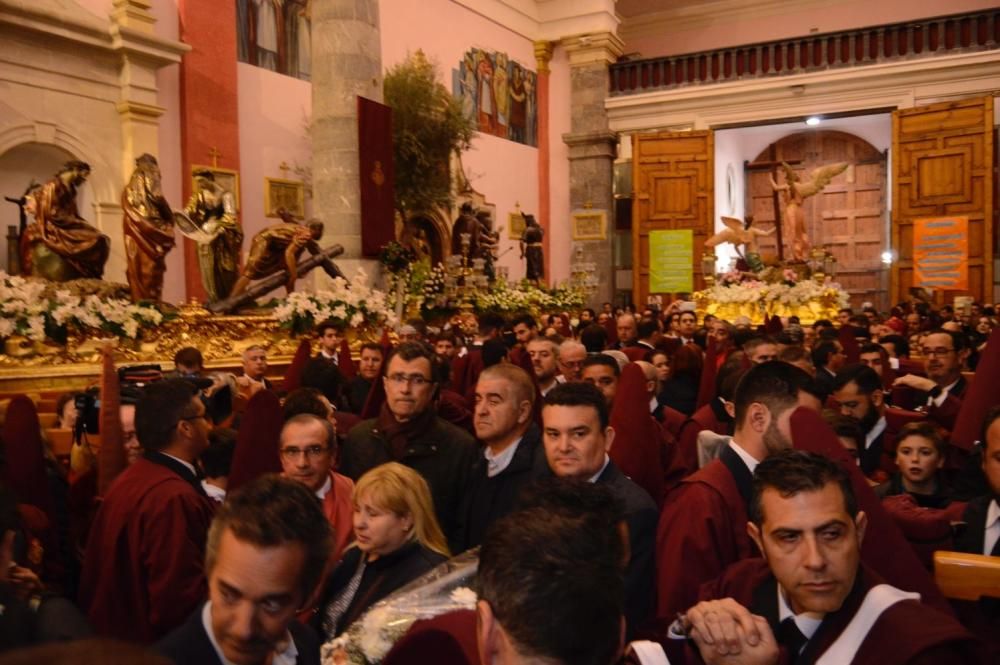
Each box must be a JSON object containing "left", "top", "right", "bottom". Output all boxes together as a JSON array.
[
  {"left": 208, "top": 147, "right": 222, "bottom": 168},
  {"left": 745, "top": 152, "right": 803, "bottom": 262}
]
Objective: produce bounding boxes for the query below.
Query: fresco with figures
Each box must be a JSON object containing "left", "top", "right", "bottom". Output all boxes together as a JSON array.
[
  {"left": 453, "top": 48, "right": 538, "bottom": 147},
  {"left": 236, "top": 0, "right": 312, "bottom": 81}
]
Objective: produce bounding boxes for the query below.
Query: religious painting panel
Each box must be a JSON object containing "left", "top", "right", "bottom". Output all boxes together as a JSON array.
[
  {"left": 264, "top": 178, "right": 305, "bottom": 218},
  {"left": 236, "top": 0, "right": 312, "bottom": 81},
  {"left": 892, "top": 97, "right": 994, "bottom": 304},
  {"left": 452, "top": 48, "right": 537, "bottom": 147},
  {"left": 508, "top": 211, "right": 525, "bottom": 240},
  {"left": 572, "top": 210, "right": 608, "bottom": 241}
]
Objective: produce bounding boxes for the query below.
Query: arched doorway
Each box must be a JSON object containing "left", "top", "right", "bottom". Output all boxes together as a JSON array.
[
  {"left": 0, "top": 142, "right": 89, "bottom": 274},
  {"left": 747, "top": 131, "right": 887, "bottom": 309},
  {"left": 404, "top": 214, "right": 446, "bottom": 266}
]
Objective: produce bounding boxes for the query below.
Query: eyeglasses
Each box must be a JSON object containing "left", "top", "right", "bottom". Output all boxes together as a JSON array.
[
  {"left": 180, "top": 414, "right": 208, "bottom": 423},
  {"left": 921, "top": 347, "right": 955, "bottom": 357},
  {"left": 280, "top": 445, "right": 329, "bottom": 459},
  {"left": 386, "top": 373, "right": 431, "bottom": 387}
]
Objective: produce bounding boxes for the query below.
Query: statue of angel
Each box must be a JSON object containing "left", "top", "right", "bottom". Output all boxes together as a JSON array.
[
  {"left": 706, "top": 215, "right": 775, "bottom": 258},
  {"left": 770, "top": 161, "right": 848, "bottom": 261}
]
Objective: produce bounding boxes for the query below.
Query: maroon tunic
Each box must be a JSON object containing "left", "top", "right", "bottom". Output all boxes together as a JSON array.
[
  {"left": 689, "top": 559, "right": 983, "bottom": 664},
  {"left": 79, "top": 455, "right": 215, "bottom": 643}
]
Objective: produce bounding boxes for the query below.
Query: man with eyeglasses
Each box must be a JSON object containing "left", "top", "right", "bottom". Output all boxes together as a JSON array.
[
  {"left": 279, "top": 413, "right": 354, "bottom": 562},
  {"left": 557, "top": 340, "right": 586, "bottom": 382},
  {"left": 341, "top": 341, "right": 476, "bottom": 550},
  {"left": 892, "top": 329, "right": 969, "bottom": 432},
  {"left": 80, "top": 379, "right": 216, "bottom": 643}
]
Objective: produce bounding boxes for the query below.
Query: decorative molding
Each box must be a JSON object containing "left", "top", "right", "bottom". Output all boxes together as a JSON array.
[
  {"left": 562, "top": 130, "right": 617, "bottom": 160},
  {"left": 449, "top": 0, "right": 618, "bottom": 42},
  {"left": 606, "top": 49, "right": 1000, "bottom": 133},
  {"left": 116, "top": 100, "right": 166, "bottom": 121},
  {"left": 534, "top": 40, "right": 554, "bottom": 73},
  {"left": 562, "top": 31, "right": 624, "bottom": 66},
  {"left": 111, "top": 0, "right": 156, "bottom": 35}
]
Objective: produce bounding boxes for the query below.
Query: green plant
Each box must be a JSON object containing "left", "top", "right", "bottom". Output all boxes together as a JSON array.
[{"left": 384, "top": 51, "right": 475, "bottom": 218}]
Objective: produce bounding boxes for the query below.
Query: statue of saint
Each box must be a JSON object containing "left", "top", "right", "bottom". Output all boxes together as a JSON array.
[
  {"left": 451, "top": 201, "right": 479, "bottom": 259},
  {"left": 476, "top": 208, "right": 500, "bottom": 281},
  {"left": 770, "top": 161, "right": 848, "bottom": 261},
  {"left": 519, "top": 212, "right": 544, "bottom": 283},
  {"left": 122, "top": 154, "right": 175, "bottom": 301},
  {"left": 183, "top": 169, "right": 244, "bottom": 302},
  {"left": 228, "top": 216, "right": 325, "bottom": 298},
  {"left": 20, "top": 161, "right": 109, "bottom": 281}
]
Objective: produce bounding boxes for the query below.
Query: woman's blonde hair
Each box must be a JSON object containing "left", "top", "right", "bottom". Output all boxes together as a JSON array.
[{"left": 353, "top": 463, "right": 450, "bottom": 557}]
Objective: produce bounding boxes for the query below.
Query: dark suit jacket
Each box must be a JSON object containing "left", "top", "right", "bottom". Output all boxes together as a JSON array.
[
  {"left": 596, "top": 460, "right": 658, "bottom": 637},
  {"left": 954, "top": 495, "right": 994, "bottom": 556},
  {"left": 157, "top": 603, "right": 321, "bottom": 665}
]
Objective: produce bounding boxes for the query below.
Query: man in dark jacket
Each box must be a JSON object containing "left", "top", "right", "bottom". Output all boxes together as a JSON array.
[
  {"left": 157, "top": 476, "right": 330, "bottom": 665},
  {"left": 456, "top": 364, "right": 548, "bottom": 552},
  {"left": 341, "top": 342, "right": 476, "bottom": 550}
]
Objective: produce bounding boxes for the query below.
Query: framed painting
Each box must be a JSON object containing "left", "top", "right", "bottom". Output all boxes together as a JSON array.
[
  {"left": 508, "top": 211, "right": 526, "bottom": 239},
  {"left": 572, "top": 209, "right": 607, "bottom": 241},
  {"left": 265, "top": 177, "right": 306, "bottom": 218},
  {"left": 190, "top": 165, "right": 240, "bottom": 212}
]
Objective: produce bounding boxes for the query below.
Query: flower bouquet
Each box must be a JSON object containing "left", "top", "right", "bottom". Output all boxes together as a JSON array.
[
  {"left": 273, "top": 268, "right": 397, "bottom": 336},
  {"left": 321, "top": 550, "right": 479, "bottom": 665}
]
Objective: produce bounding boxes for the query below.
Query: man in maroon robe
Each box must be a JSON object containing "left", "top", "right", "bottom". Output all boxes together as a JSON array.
[
  {"left": 657, "top": 362, "right": 819, "bottom": 621},
  {"left": 891, "top": 329, "right": 969, "bottom": 434},
  {"left": 677, "top": 451, "right": 982, "bottom": 664},
  {"left": 79, "top": 379, "right": 216, "bottom": 643}
]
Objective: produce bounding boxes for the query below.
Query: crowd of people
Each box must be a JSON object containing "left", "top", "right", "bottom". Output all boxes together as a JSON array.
[{"left": 0, "top": 295, "right": 998, "bottom": 664}]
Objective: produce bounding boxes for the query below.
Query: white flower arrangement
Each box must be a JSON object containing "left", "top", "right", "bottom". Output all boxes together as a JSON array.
[
  {"left": 0, "top": 272, "right": 164, "bottom": 343},
  {"left": 273, "top": 268, "right": 398, "bottom": 336},
  {"left": 474, "top": 280, "right": 585, "bottom": 315},
  {"left": 321, "top": 551, "right": 479, "bottom": 665},
  {"left": 696, "top": 277, "right": 849, "bottom": 311}
]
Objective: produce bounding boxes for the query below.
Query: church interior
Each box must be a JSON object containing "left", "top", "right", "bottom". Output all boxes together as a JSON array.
[{"left": 0, "top": 0, "right": 999, "bottom": 662}]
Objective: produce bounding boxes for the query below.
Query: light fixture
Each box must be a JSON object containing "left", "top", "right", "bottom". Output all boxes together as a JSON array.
[
  {"left": 881, "top": 250, "right": 894, "bottom": 265},
  {"left": 805, "top": 116, "right": 822, "bottom": 126}
]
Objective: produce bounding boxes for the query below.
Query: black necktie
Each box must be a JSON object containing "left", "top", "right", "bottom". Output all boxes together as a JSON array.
[{"left": 778, "top": 618, "right": 808, "bottom": 663}]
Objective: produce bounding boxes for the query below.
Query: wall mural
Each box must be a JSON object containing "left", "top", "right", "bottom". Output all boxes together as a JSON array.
[
  {"left": 453, "top": 48, "right": 538, "bottom": 147},
  {"left": 236, "top": 0, "right": 312, "bottom": 81}
]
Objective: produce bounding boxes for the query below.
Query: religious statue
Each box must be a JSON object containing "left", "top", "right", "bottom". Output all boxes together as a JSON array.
[
  {"left": 451, "top": 202, "right": 479, "bottom": 259},
  {"left": 519, "top": 212, "right": 544, "bottom": 283},
  {"left": 770, "top": 161, "right": 848, "bottom": 261},
  {"left": 229, "top": 215, "right": 330, "bottom": 298},
  {"left": 706, "top": 215, "right": 775, "bottom": 270},
  {"left": 20, "top": 160, "right": 110, "bottom": 281},
  {"left": 122, "top": 154, "right": 175, "bottom": 301},
  {"left": 180, "top": 169, "right": 244, "bottom": 302},
  {"left": 476, "top": 208, "right": 500, "bottom": 281},
  {"left": 5, "top": 181, "right": 40, "bottom": 275}
]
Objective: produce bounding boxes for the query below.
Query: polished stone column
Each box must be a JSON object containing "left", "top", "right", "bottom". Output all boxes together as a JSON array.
[
  {"left": 562, "top": 33, "right": 623, "bottom": 306},
  {"left": 311, "top": 0, "right": 382, "bottom": 280},
  {"left": 535, "top": 40, "right": 553, "bottom": 284}
]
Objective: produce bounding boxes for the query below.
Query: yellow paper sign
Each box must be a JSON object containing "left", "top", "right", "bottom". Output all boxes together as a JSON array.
[{"left": 649, "top": 230, "right": 693, "bottom": 293}]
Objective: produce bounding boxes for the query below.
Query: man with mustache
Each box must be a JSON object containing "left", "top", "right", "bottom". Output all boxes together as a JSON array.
[
  {"left": 677, "top": 451, "right": 980, "bottom": 665},
  {"left": 892, "top": 329, "right": 969, "bottom": 432}
]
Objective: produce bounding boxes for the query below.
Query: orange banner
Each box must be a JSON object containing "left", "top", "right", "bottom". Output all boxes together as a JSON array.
[{"left": 913, "top": 216, "right": 968, "bottom": 291}]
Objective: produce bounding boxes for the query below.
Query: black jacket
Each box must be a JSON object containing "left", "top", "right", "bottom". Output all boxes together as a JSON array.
[
  {"left": 954, "top": 495, "right": 995, "bottom": 556},
  {"left": 316, "top": 542, "right": 447, "bottom": 639},
  {"left": 454, "top": 424, "right": 548, "bottom": 552},
  {"left": 596, "top": 460, "right": 658, "bottom": 638},
  {"left": 345, "top": 376, "right": 372, "bottom": 414},
  {"left": 341, "top": 416, "right": 476, "bottom": 551},
  {"left": 157, "top": 602, "right": 321, "bottom": 665}
]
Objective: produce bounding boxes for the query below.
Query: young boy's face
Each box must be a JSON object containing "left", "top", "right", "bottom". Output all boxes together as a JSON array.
[{"left": 895, "top": 435, "right": 943, "bottom": 486}]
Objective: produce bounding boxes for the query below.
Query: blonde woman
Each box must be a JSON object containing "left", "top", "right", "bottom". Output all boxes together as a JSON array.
[{"left": 316, "top": 463, "right": 449, "bottom": 638}]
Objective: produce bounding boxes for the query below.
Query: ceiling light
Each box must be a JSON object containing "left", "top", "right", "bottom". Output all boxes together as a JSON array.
[{"left": 805, "top": 116, "right": 821, "bottom": 126}]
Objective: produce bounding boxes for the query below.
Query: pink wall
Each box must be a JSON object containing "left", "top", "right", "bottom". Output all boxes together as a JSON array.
[
  {"left": 625, "top": 0, "right": 999, "bottom": 58},
  {"left": 236, "top": 65, "right": 312, "bottom": 257},
  {"left": 380, "top": 0, "right": 540, "bottom": 282}
]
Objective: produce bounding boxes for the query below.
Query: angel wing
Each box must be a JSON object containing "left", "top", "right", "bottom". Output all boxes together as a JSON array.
[
  {"left": 720, "top": 216, "right": 744, "bottom": 232},
  {"left": 705, "top": 229, "right": 737, "bottom": 248},
  {"left": 795, "top": 162, "right": 849, "bottom": 198},
  {"left": 750, "top": 225, "right": 775, "bottom": 237}
]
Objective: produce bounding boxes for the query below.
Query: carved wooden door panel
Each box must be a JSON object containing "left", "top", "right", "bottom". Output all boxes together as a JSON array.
[
  {"left": 632, "top": 130, "right": 714, "bottom": 307},
  {"left": 892, "top": 97, "right": 995, "bottom": 305},
  {"left": 747, "top": 130, "right": 887, "bottom": 309}
]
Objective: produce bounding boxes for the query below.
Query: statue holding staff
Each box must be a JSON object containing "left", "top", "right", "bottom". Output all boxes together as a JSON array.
[
  {"left": 122, "top": 154, "right": 175, "bottom": 301},
  {"left": 770, "top": 161, "right": 848, "bottom": 261},
  {"left": 519, "top": 212, "right": 543, "bottom": 283}
]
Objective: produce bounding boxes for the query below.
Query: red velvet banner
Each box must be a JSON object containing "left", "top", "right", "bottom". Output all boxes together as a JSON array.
[{"left": 358, "top": 96, "right": 395, "bottom": 258}]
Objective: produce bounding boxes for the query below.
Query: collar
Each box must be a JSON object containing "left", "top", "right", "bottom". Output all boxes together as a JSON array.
[
  {"left": 777, "top": 586, "right": 823, "bottom": 641},
  {"left": 941, "top": 377, "right": 960, "bottom": 395},
  {"left": 201, "top": 481, "right": 226, "bottom": 503},
  {"left": 865, "top": 415, "right": 887, "bottom": 450},
  {"left": 315, "top": 474, "right": 333, "bottom": 501},
  {"left": 588, "top": 454, "right": 611, "bottom": 483},
  {"left": 987, "top": 499, "right": 1000, "bottom": 532},
  {"left": 320, "top": 350, "right": 338, "bottom": 362},
  {"left": 484, "top": 436, "right": 523, "bottom": 478},
  {"left": 162, "top": 452, "right": 197, "bottom": 477},
  {"left": 539, "top": 375, "right": 566, "bottom": 396},
  {"left": 728, "top": 439, "right": 760, "bottom": 474},
  {"left": 202, "top": 601, "right": 298, "bottom": 665},
  {"left": 649, "top": 396, "right": 659, "bottom": 414},
  {"left": 824, "top": 367, "right": 836, "bottom": 378}
]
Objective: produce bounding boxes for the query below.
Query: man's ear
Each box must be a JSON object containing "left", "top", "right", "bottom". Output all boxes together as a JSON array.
[
  {"left": 517, "top": 400, "right": 533, "bottom": 425},
  {"left": 723, "top": 400, "right": 736, "bottom": 418},
  {"left": 748, "top": 402, "right": 770, "bottom": 433},
  {"left": 604, "top": 426, "right": 616, "bottom": 453},
  {"left": 854, "top": 511, "right": 868, "bottom": 546},
  {"left": 746, "top": 521, "right": 765, "bottom": 560},
  {"left": 871, "top": 390, "right": 884, "bottom": 408},
  {"left": 476, "top": 599, "right": 498, "bottom": 665}
]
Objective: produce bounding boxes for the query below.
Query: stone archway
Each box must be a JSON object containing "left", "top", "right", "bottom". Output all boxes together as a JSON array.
[
  {"left": 747, "top": 130, "right": 887, "bottom": 309},
  {"left": 0, "top": 142, "right": 88, "bottom": 274}
]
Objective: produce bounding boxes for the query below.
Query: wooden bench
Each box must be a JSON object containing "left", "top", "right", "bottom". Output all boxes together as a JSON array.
[{"left": 933, "top": 550, "right": 1000, "bottom": 601}]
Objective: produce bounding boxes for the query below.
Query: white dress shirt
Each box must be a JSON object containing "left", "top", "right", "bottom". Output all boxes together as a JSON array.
[
  {"left": 484, "top": 436, "right": 523, "bottom": 478},
  {"left": 588, "top": 454, "right": 612, "bottom": 483},
  {"left": 728, "top": 440, "right": 760, "bottom": 474},
  {"left": 984, "top": 499, "right": 1000, "bottom": 557},
  {"left": 202, "top": 601, "right": 298, "bottom": 665},
  {"left": 315, "top": 474, "right": 333, "bottom": 501},
  {"left": 864, "top": 415, "right": 887, "bottom": 450}
]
